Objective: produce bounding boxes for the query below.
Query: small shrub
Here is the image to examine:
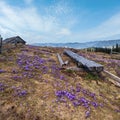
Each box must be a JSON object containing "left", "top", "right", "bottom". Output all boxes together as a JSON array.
[{"left": 65, "top": 69, "right": 74, "bottom": 74}]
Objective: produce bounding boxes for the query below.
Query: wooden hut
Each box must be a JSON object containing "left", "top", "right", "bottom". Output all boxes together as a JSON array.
[{"left": 3, "top": 36, "right": 26, "bottom": 45}]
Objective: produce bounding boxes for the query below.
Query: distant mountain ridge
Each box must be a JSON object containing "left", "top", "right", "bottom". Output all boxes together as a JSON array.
[{"left": 32, "top": 39, "right": 120, "bottom": 49}]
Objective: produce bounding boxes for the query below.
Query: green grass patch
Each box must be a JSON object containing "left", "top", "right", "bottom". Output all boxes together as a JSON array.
[{"left": 85, "top": 73, "right": 99, "bottom": 80}]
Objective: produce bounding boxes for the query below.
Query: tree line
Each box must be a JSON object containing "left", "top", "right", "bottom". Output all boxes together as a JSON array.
[{"left": 94, "top": 44, "right": 120, "bottom": 54}]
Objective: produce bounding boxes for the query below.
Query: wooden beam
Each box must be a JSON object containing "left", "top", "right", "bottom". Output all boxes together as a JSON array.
[{"left": 103, "top": 70, "right": 120, "bottom": 83}]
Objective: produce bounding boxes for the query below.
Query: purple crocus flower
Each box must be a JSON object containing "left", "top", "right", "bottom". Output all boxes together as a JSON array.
[
  {"left": 73, "top": 101, "right": 81, "bottom": 107},
  {"left": 60, "top": 75, "right": 64, "bottom": 80},
  {"left": 115, "top": 109, "right": 120, "bottom": 113},
  {"left": 0, "top": 83, "right": 4, "bottom": 91},
  {"left": 65, "top": 92, "right": 76, "bottom": 101},
  {"left": 91, "top": 102, "right": 98, "bottom": 108},
  {"left": 12, "top": 76, "right": 22, "bottom": 80},
  {"left": 24, "top": 65, "right": 30, "bottom": 71},
  {"left": 85, "top": 110, "right": 90, "bottom": 118},
  {"left": 18, "top": 90, "right": 27, "bottom": 96},
  {"left": 55, "top": 90, "right": 76, "bottom": 101},
  {"left": 0, "top": 69, "right": 5, "bottom": 73}
]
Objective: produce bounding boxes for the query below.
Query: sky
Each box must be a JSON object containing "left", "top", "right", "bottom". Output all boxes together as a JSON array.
[{"left": 0, "top": 0, "right": 120, "bottom": 43}]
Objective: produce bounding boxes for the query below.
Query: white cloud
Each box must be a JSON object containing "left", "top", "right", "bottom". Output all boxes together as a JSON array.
[
  {"left": 0, "top": 25, "right": 16, "bottom": 38},
  {"left": 0, "top": 1, "right": 52, "bottom": 32},
  {"left": 0, "top": 1, "right": 63, "bottom": 42},
  {"left": 0, "top": 0, "right": 74, "bottom": 43},
  {"left": 89, "top": 13, "right": 120, "bottom": 39},
  {"left": 57, "top": 28, "right": 71, "bottom": 36},
  {"left": 72, "top": 12, "right": 120, "bottom": 42},
  {"left": 0, "top": 0, "right": 120, "bottom": 44},
  {"left": 45, "top": 0, "right": 71, "bottom": 15}
]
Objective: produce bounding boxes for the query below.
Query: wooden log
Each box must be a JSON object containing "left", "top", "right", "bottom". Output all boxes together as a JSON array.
[
  {"left": 64, "top": 49, "right": 104, "bottom": 72},
  {"left": 57, "top": 53, "right": 65, "bottom": 67}
]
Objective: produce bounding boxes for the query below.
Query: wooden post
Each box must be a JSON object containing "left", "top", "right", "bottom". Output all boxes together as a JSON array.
[
  {"left": 85, "top": 48, "right": 87, "bottom": 53},
  {"left": 0, "top": 35, "right": 2, "bottom": 54}
]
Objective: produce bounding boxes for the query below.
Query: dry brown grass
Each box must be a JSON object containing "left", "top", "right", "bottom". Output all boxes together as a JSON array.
[{"left": 0, "top": 45, "right": 120, "bottom": 120}]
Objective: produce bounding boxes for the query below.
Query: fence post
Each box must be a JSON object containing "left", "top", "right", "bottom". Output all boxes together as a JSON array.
[{"left": 0, "top": 35, "right": 3, "bottom": 54}]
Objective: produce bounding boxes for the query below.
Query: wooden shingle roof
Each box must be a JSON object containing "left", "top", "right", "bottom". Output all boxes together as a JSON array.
[{"left": 3, "top": 36, "right": 26, "bottom": 44}]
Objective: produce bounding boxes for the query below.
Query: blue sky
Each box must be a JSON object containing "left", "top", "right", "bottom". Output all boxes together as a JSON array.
[{"left": 0, "top": 0, "right": 120, "bottom": 43}]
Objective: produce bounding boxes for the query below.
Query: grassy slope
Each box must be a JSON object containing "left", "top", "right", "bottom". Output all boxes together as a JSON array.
[{"left": 0, "top": 45, "right": 120, "bottom": 120}]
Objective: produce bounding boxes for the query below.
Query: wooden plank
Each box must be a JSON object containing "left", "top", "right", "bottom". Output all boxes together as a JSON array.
[
  {"left": 64, "top": 50, "right": 104, "bottom": 72},
  {"left": 103, "top": 70, "right": 120, "bottom": 83}
]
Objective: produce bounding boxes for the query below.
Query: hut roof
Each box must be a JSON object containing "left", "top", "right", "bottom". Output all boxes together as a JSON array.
[{"left": 3, "top": 36, "right": 26, "bottom": 44}]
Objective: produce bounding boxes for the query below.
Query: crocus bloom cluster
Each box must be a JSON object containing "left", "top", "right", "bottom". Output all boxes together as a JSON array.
[
  {"left": 56, "top": 90, "right": 76, "bottom": 101},
  {"left": 55, "top": 83, "right": 103, "bottom": 118},
  {"left": 12, "top": 86, "right": 27, "bottom": 97},
  {"left": 15, "top": 54, "right": 49, "bottom": 79}
]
